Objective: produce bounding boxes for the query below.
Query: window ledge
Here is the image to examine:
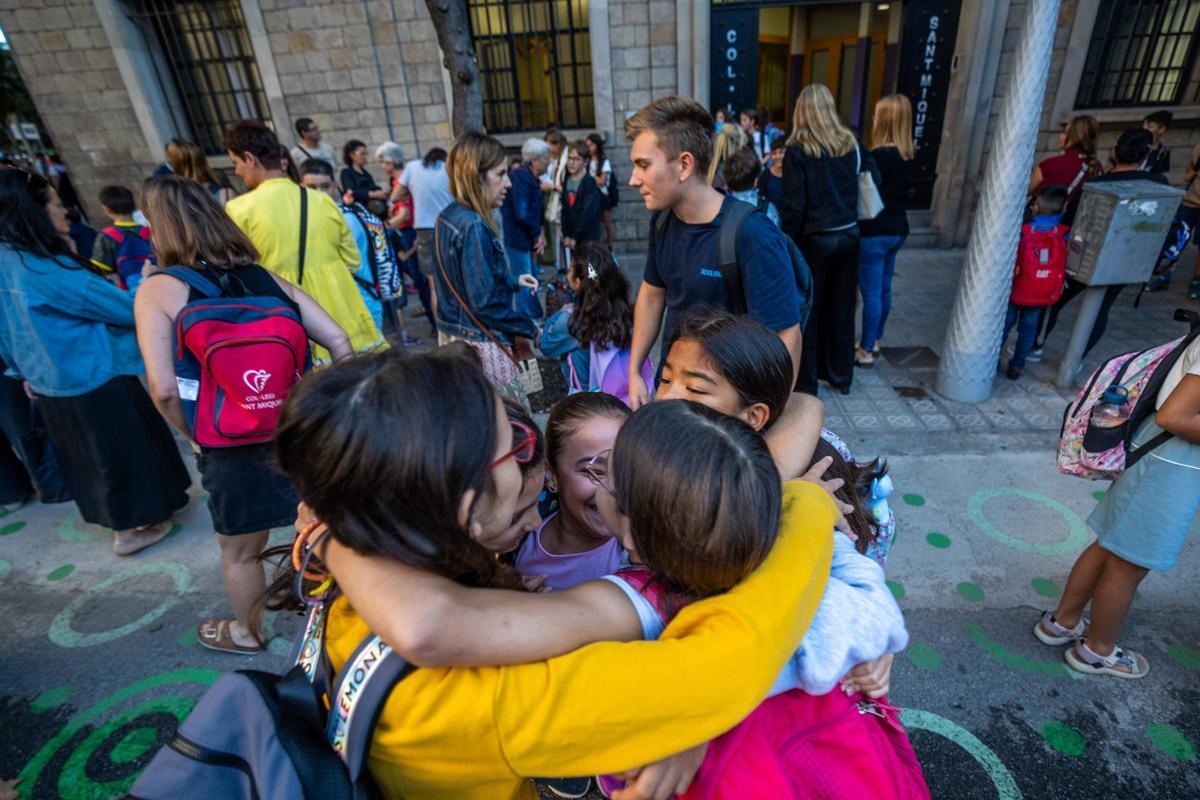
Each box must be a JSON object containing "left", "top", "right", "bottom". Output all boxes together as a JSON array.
[
  {"left": 492, "top": 128, "right": 599, "bottom": 149},
  {"left": 1062, "top": 105, "right": 1200, "bottom": 125}
]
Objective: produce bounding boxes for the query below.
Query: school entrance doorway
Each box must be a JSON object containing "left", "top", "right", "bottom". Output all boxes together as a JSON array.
[{"left": 710, "top": 0, "right": 961, "bottom": 208}]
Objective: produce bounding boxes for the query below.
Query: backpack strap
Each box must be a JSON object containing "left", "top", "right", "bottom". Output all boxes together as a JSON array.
[
  {"left": 326, "top": 633, "right": 416, "bottom": 782},
  {"left": 297, "top": 186, "right": 309, "bottom": 286},
  {"left": 102, "top": 226, "right": 125, "bottom": 244},
  {"left": 155, "top": 266, "right": 223, "bottom": 298},
  {"left": 716, "top": 200, "right": 756, "bottom": 315}
]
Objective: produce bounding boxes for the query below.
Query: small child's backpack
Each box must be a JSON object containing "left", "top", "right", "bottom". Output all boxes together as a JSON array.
[
  {"left": 1058, "top": 310, "right": 1200, "bottom": 480},
  {"left": 344, "top": 203, "right": 401, "bottom": 301},
  {"left": 102, "top": 225, "right": 156, "bottom": 292},
  {"left": 131, "top": 603, "right": 415, "bottom": 800},
  {"left": 1010, "top": 223, "right": 1068, "bottom": 306},
  {"left": 600, "top": 568, "right": 930, "bottom": 800},
  {"left": 566, "top": 342, "right": 654, "bottom": 409},
  {"left": 159, "top": 267, "right": 310, "bottom": 448}
]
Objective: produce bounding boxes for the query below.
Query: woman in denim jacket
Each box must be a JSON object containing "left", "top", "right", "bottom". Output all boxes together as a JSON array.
[
  {"left": 0, "top": 169, "right": 190, "bottom": 555},
  {"left": 434, "top": 131, "right": 538, "bottom": 403}
]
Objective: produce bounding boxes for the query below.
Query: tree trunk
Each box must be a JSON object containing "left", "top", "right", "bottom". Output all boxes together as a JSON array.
[{"left": 423, "top": 0, "right": 484, "bottom": 136}]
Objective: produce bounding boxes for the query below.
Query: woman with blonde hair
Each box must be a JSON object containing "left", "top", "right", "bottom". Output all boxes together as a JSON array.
[
  {"left": 709, "top": 121, "right": 749, "bottom": 189},
  {"left": 135, "top": 174, "right": 350, "bottom": 654},
  {"left": 433, "top": 131, "right": 538, "bottom": 403},
  {"left": 1027, "top": 114, "right": 1101, "bottom": 210},
  {"left": 856, "top": 93, "right": 915, "bottom": 367},
  {"left": 781, "top": 83, "right": 879, "bottom": 395},
  {"left": 165, "top": 138, "right": 236, "bottom": 204}
]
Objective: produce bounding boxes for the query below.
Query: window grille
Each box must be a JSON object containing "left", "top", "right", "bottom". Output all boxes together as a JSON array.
[
  {"left": 130, "top": 0, "right": 270, "bottom": 154},
  {"left": 1075, "top": 0, "right": 1200, "bottom": 108},
  {"left": 469, "top": 0, "right": 594, "bottom": 133}
]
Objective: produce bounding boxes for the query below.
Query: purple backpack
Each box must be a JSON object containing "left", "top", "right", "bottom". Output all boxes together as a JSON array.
[
  {"left": 568, "top": 342, "right": 654, "bottom": 407},
  {"left": 129, "top": 604, "right": 413, "bottom": 800}
]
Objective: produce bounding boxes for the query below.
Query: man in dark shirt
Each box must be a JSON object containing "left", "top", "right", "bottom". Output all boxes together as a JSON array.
[
  {"left": 624, "top": 97, "right": 805, "bottom": 408},
  {"left": 1036, "top": 129, "right": 1169, "bottom": 359}
]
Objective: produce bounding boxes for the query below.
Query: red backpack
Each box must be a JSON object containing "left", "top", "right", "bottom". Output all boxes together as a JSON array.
[
  {"left": 1010, "top": 223, "right": 1069, "bottom": 306},
  {"left": 602, "top": 568, "right": 931, "bottom": 800},
  {"left": 159, "top": 267, "right": 310, "bottom": 448}
]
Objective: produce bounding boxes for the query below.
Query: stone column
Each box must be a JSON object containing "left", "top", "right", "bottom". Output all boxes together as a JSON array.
[{"left": 935, "top": 0, "right": 1062, "bottom": 403}]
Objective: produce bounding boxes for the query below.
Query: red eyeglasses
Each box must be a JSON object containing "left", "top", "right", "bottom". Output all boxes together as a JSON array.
[{"left": 490, "top": 419, "right": 538, "bottom": 470}]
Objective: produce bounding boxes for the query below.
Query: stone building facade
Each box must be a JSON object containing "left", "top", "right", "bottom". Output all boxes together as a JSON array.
[{"left": 2, "top": 0, "right": 1198, "bottom": 251}]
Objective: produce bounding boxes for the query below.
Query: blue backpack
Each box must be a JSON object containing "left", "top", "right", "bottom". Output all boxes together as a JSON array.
[
  {"left": 102, "top": 224, "right": 156, "bottom": 291},
  {"left": 130, "top": 602, "right": 413, "bottom": 800}
]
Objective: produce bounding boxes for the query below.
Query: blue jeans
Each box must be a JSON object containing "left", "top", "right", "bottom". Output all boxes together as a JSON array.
[
  {"left": 857, "top": 234, "right": 905, "bottom": 351},
  {"left": 507, "top": 248, "right": 544, "bottom": 320},
  {"left": 1004, "top": 303, "right": 1044, "bottom": 370}
]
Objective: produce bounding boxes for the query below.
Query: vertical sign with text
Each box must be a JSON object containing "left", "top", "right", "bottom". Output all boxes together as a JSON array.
[
  {"left": 709, "top": 10, "right": 760, "bottom": 120},
  {"left": 896, "top": 0, "right": 961, "bottom": 208}
]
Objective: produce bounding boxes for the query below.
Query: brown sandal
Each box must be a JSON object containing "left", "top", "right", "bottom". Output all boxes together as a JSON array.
[{"left": 197, "top": 619, "right": 264, "bottom": 655}]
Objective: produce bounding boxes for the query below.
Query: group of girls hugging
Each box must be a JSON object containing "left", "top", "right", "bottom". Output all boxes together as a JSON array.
[{"left": 264, "top": 252, "right": 929, "bottom": 797}]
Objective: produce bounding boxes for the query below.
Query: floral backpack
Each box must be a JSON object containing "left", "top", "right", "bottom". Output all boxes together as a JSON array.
[{"left": 1058, "top": 312, "right": 1200, "bottom": 480}]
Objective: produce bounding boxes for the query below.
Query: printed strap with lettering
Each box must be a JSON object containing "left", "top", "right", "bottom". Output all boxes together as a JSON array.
[{"left": 325, "top": 633, "right": 415, "bottom": 781}]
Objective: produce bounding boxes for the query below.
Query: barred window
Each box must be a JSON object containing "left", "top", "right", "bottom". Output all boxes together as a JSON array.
[
  {"left": 1075, "top": 0, "right": 1200, "bottom": 108},
  {"left": 129, "top": 0, "right": 271, "bottom": 155},
  {"left": 469, "top": 0, "right": 594, "bottom": 133}
]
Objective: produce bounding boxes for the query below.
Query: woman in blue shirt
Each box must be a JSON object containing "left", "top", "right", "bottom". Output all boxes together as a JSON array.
[{"left": 0, "top": 169, "right": 190, "bottom": 555}]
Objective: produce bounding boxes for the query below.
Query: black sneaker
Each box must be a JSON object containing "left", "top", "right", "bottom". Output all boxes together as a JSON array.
[
  {"left": 1006, "top": 365, "right": 1023, "bottom": 380},
  {"left": 537, "top": 777, "right": 593, "bottom": 798}
]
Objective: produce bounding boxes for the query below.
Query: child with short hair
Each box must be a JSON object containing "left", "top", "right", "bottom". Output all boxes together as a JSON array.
[
  {"left": 540, "top": 242, "right": 653, "bottom": 407},
  {"left": 1003, "top": 183, "right": 1069, "bottom": 381},
  {"left": 724, "top": 146, "right": 780, "bottom": 227},
  {"left": 1141, "top": 110, "right": 1172, "bottom": 175},
  {"left": 91, "top": 185, "right": 156, "bottom": 292}
]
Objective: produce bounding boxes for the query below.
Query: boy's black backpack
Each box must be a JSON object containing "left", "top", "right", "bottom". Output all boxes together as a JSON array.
[
  {"left": 652, "top": 198, "right": 813, "bottom": 326},
  {"left": 130, "top": 605, "right": 413, "bottom": 800}
]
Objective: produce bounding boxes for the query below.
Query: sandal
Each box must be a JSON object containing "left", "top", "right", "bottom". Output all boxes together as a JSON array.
[
  {"left": 112, "top": 521, "right": 172, "bottom": 557},
  {"left": 1033, "top": 610, "right": 1088, "bottom": 646},
  {"left": 854, "top": 348, "right": 875, "bottom": 368},
  {"left": 197, "top": 618, "right": 265, "bottom": 655},
  {"left": 1064, "top": 640, "right": 1149, "bottom": 679}
]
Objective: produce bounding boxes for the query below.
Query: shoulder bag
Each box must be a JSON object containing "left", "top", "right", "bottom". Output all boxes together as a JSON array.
[{"left": 856, "top": 145, "right": 885, "bottom": 221}]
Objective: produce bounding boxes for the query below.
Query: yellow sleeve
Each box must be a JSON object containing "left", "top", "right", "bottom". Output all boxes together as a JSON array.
[{"left": 493, "top": 481, "right": 836, "bottom": 776}]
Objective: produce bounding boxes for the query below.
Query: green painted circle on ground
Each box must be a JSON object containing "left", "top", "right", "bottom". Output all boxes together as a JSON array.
[
  {"left": 18, "top": 668, "right": 219, "bottom": 797},
  {"left": 1031, "top": 578, "right": 1060, "bottom": 598},
  {"left": 900, "top": 709, "right": 1021, "bottom": 800},
  {"left": 956, "top": 582, "right": 985, "bottom": 602},
  {"left": 902, "top": 493, "right": 926, "bottom": 507},
  {"left": 1041, "top": 721, "right": 1085, "bottom": 756},
  {"left": 968, "top": 487, "right": 1089, "bottom": 556},
  {"left": 1146, "top": 723, "right": 1196, "bottom": 761},
  {"left": 49, "top": 562, "right": 191, "bottom": 648},
  {"left": 110, "top": 727, "right": 160, "bottom": 764},
  {"left": 0, "top": 520, "right": 26, "bottom": 536},
  {"left": 1166, "top": 643, "right": 1200, "bottom": 671},
  {"left": 47, "top": 564, "right": 75, "bottom": 582},
  {"left": 962, "top": 621, "right": 1077, "bottom": 679},
  {"left": 30, "top": 684, "right": 72, "bottom": 714},
  {"left": 1091, "top": 491, "right": 1106, "bottom": 501},
  {"left": 926, "top": 532, "right": 951, "bottom": 549},
  {"left": 906, "top": 642, "right": 941, "bottom": 670},
  {"left": 886, "top": 580, "right": 905, "bottom": 600}
]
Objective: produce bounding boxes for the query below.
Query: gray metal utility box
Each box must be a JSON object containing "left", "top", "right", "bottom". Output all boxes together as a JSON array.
[{"left": 1066, "top": 180, "right": 1184, "bottom": 286}]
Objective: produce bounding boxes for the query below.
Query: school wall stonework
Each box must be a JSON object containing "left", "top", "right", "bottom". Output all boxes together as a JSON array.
[{"left": 0, "top": 0, "right": 157, "bottom": 222}]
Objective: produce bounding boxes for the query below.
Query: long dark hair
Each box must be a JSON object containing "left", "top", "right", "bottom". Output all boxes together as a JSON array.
[
  {"left": 0, "top": 169, "right": 92, "bottom": 271},
  {"left": 586, "top": 132, "right": 606, "bottom": 169},
  {"left": 613, "top": 401, "right": 781, "bottom": 607},
  {"left": 812, "top": 437, "right": 887, "bottom": 554},
  {"left": 567, "top": 241, "right": 634, "bottom": 350},
  {"left": 266, "top": 350, "right": 524, "bottom": 614},
  {"left": 343, "top": 139, "right": 366, "bottom": 168}
]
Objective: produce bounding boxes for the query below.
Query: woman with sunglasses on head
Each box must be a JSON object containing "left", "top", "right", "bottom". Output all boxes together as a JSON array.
[
  {"left": 0, "top": 168, "right": 191, "bottom": 556},
  {"left": 270, "top": 347, "right": 838, "bottom": 800},
  {"left": 135, "top": 175, "right": 351, "bottom": 654}
]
